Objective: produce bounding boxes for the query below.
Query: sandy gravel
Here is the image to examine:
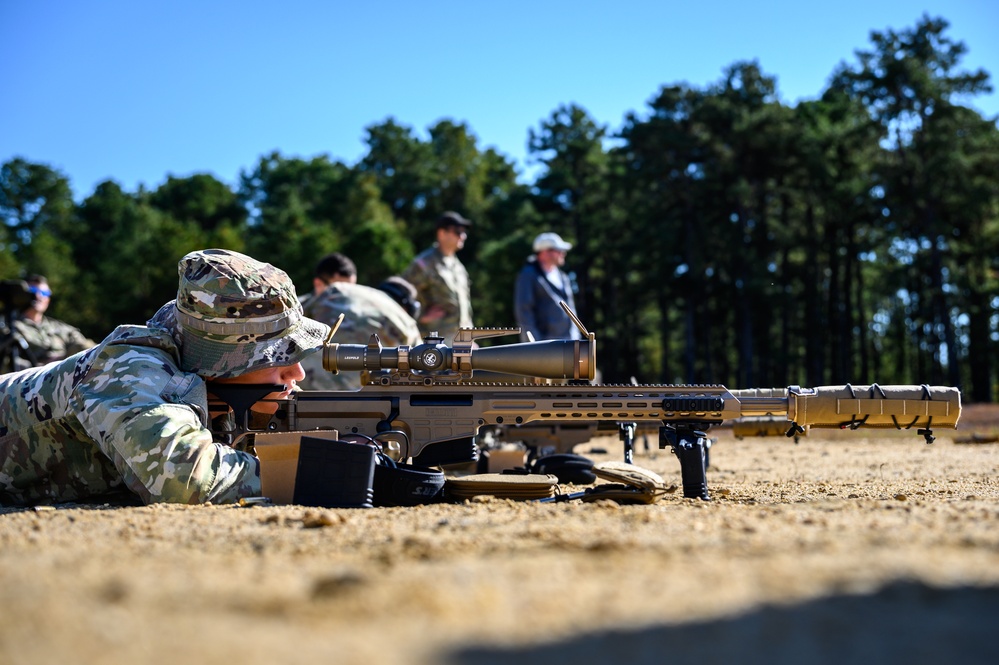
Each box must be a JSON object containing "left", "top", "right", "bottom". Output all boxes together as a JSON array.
[{"left": 2, "top": 407, "right": 998, "bottom": 665}]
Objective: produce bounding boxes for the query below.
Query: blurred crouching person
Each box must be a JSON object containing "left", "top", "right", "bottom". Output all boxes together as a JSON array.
[
  {"left": 12, "top": 275, "right": 95, "bottom": 369},
  {"left": 299, "top": 253, "right": 421, "bottom": 391}
]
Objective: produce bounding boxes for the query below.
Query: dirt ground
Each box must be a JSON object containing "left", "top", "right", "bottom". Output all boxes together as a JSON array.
[{"left": 2, "top": 405, "right": 999, "bottom": 665}]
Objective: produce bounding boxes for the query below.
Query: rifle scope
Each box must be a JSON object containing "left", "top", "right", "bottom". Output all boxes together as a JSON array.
[{"left": 323, "top": 337, "right": 596, "bottom": 382}]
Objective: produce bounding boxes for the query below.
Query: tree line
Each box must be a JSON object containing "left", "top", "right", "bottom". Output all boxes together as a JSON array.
[{"left": 3, "top": 16, "right": 998, "bottom": 401}]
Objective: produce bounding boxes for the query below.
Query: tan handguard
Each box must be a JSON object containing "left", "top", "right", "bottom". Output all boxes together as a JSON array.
[{"left": 737, "top": 384, "right": 961, "bottom": 430}]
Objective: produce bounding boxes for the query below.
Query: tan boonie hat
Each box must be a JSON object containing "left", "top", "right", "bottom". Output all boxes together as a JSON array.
[{"left": 165, "top": 249, "right": 331, "bottom": 379}]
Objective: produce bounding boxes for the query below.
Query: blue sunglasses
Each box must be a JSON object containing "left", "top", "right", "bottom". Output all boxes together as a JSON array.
[{"left": 29, "top": 285, "right": 52, "bottom": 298}]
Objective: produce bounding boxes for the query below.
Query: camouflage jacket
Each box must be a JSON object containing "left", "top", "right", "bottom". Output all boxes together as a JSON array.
[
  {"left": 0, "top": 325, "right": 260, "bottom": 506},
  {"left": 402, "top": 245, "right": 473, "bottom": 343},
  {"left": 299, "top": 282, "right": 422, "bottom": 390},
  {"left": 12, "top": 315, "right": 95, "bottom": 369}
]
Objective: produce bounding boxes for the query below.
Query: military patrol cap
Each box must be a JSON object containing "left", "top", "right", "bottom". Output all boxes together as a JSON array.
[
  {"left": 171, "top": 249, "right": 331, "bottom": 379},
  {"left": 437, "top": 211, "right": 472, "bottom": 229}
]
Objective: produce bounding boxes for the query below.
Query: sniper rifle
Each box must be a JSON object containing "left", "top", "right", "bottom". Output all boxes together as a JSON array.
[{"left": 208, "top": 317, "right": 962, "bottom": 500}]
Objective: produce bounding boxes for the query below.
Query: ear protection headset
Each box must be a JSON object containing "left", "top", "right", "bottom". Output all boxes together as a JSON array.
[{"left": 377, "top": 279, "right": 422, "bottom": 320}]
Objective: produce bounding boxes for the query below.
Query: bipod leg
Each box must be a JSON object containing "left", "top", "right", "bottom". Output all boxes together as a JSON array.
[
  {"left": 619, "top": 422, "right": 637, "bottom": 464},
  {"left": 660, "top": 424, "right": 711, "bottom": 500}
]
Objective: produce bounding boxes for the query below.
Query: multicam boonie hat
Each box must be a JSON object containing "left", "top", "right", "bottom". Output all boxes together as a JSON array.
[{"left": 172, "top": 249, "right": 331, "bottom": 379}]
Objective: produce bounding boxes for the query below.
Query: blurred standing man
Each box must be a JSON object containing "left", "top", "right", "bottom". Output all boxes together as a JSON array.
[
  {"left": 299, "top": 252, "right": 421, "bottom": 390},
  {"left": 514, "top": 232, "right": 582, "bottom": 342},
  {"left": 402, "top": 211, "right": 473, "bottom": 343},
  {"left": 13, "top": 275, "right": 95, "bottom": 369}
]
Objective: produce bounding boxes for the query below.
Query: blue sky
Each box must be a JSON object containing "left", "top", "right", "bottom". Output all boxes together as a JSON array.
[{"left": 2, "top": 0, "right": 997, "bottom": 201}]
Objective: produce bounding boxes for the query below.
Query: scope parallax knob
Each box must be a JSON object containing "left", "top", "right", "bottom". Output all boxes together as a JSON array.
[{"left": 414, "top": 348, "right": 444, "bottom": 371}]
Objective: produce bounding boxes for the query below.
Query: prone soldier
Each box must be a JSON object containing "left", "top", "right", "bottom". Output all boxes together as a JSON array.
[{"left": 0, "top": 249, "right": 331, "bottom": 506}]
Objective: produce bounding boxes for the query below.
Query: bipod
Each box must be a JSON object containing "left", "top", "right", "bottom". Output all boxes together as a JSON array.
[
  {"left": 618, "top": 422, "right": 637, "bottom": 463},
  {"left": 660, "top": 423, "right": 712, "bottom": 500}
]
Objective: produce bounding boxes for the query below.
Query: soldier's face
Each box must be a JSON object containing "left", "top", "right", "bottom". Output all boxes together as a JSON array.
[
  {"left": 28, "top": 283, "right": 51, "bottom": 313},
  {"left": 438, "top": 225, "right": 467, "bottom": 253},
  {"left": 212, "top": 363, "right": 306, "bottom": 414}
]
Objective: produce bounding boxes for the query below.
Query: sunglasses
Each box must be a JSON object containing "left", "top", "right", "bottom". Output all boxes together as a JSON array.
[{"left": 29, "top": 285, "right": 52, "bottom": 298}]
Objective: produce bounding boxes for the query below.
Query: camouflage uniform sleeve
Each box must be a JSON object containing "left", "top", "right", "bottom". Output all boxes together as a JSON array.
[
  {"left": 397, "top": 315, "right": 423, "bottom": 346},
  {"left": 401, "top": 254, "right": 430, "bottom": 298},
  {"left": 59, "top": 321, "right": 96, "bottom": 356},
  {"left": 75, "top": 345, "right": 261, "bottom": 504},
  {"left": 304, "top": 290, "right": 345, "bottom": 332},
  {"left": 417, "top": 252, "right": 461, "bottom": 314},
  {"left": 403, "top": 250, "right": 471, "bottom": 341},
  {"left": 456, "top": 260, "right": 473, "bottom": 328},
  {"left": 380, "top": 302, "right": 423, "bottom": 347},
  {"left": 424, "top": 273, "right": 462, "bottom": 313},
  {"left": 12, "top": 319, "right": 50, "bottom": 365},
  {"left": 13, "top": 317, "right": 96, "bottom": 364}
]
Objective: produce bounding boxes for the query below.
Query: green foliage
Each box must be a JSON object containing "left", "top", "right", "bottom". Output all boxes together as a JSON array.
[
  {"left": 238, "top": 152, "right": 352, "bottom": 289},
  {"left": 359, "top": 118, "right": 434, "bottom": 224},
  {"left": 0, "top": 226, "right": 20, "bottom": 279},
  {"left": 3, "top": 14, "right": 998, "bottom": 396},
  {"left": 0, "top": 158, "right": 75, "bottom": 253},
  {"left": 70, "top": 182, "right": 205, "bottom": 337},
  {"left": 338, "top": 173, "right": 415, "bottom": 283},
  {"left": 149, "top": 173, "right": 248, "bottom": 232},
  {"left": 528, "top": 103, "right": 613, "bottom": 330}
]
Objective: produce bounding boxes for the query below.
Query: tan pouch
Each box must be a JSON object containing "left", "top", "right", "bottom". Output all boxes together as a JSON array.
[
  {"left": 445, "top": 473, "right": 559, "bottom": 501},
  {"left": 580, "top": 483, "right": 660, "bottom": 505},
  {"left": 593, "top": 461, "right": 666, "bottom": 490},
  {"left": 591, "top": 461, "right": 669, "bottom": 504}
]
